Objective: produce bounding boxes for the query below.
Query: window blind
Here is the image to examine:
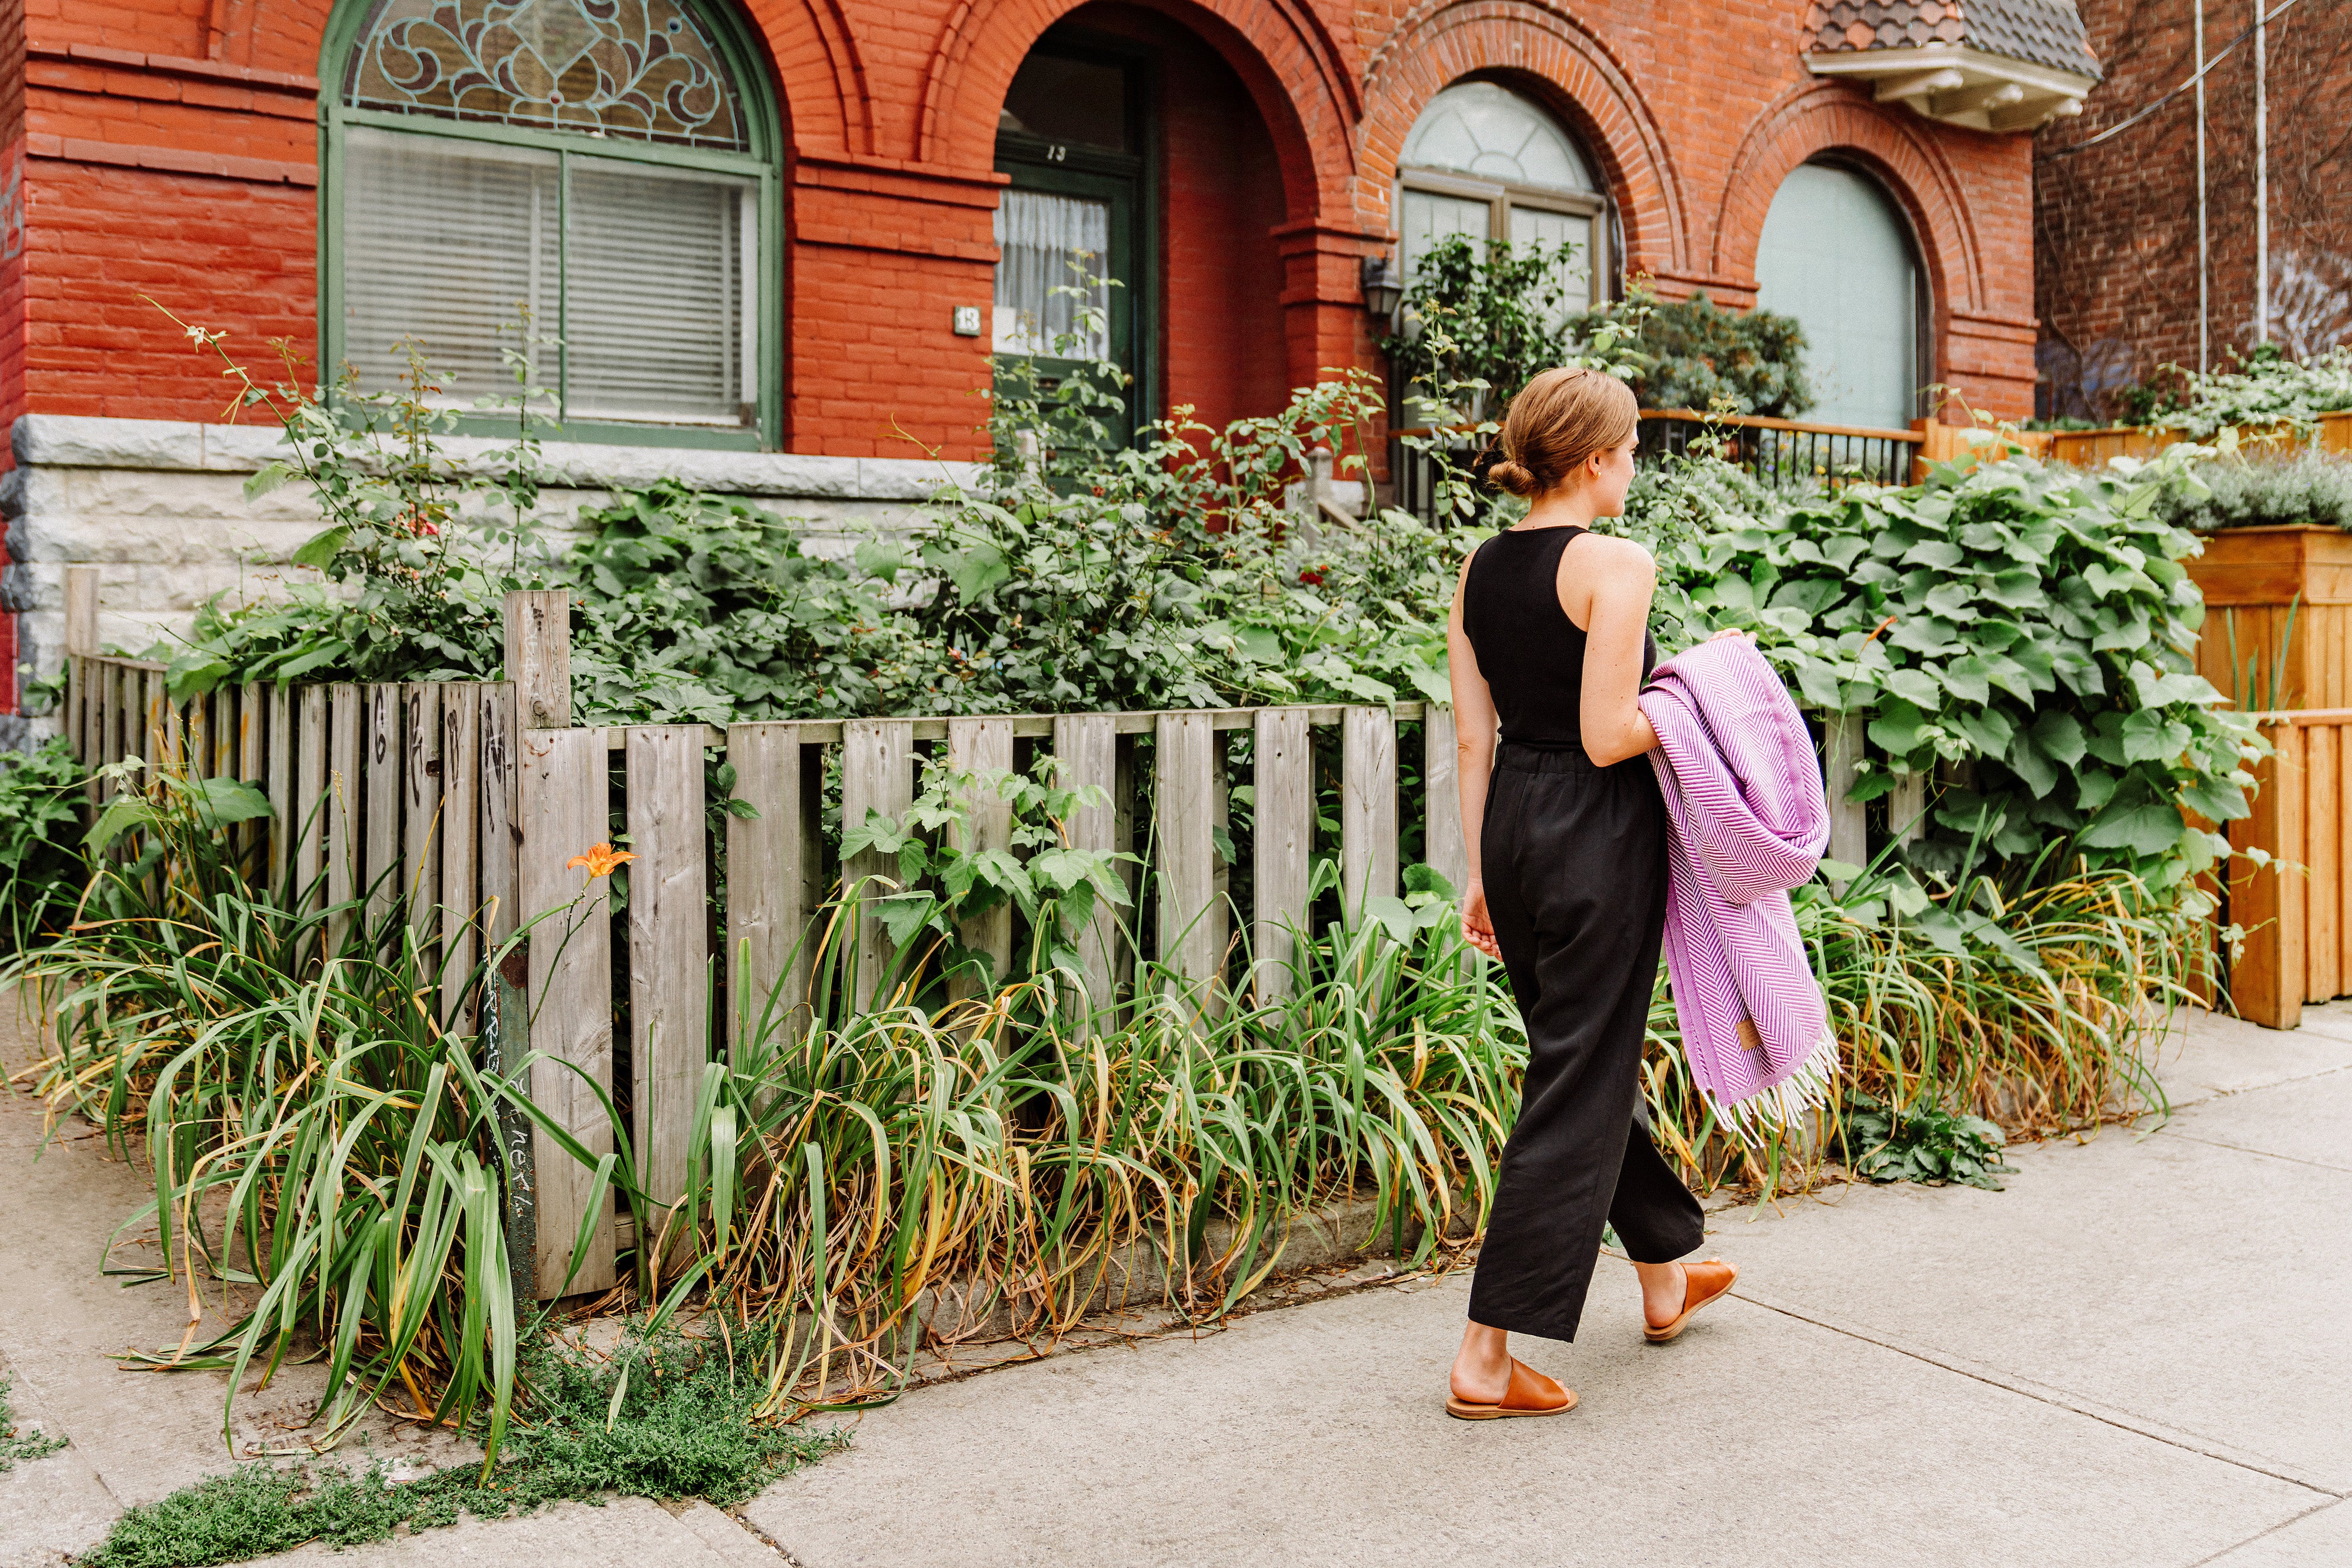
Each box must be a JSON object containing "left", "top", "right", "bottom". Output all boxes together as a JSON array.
[
  {"left": 566, "top": 156, "right": 754, "bottom": 425},
  {"left": 993, "top": 190, "right": 1110, "bottom": 358},
  {"left": 342, "top": 128, "right": 559, "bottom": 403}
]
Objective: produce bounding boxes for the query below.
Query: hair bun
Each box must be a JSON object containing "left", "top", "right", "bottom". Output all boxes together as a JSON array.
[{"left": 1484, "top": 457, "right": 1541, "bottom": 498}]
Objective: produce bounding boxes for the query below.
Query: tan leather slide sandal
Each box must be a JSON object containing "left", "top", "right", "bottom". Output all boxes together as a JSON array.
[
  {"left": 1643, "top": 1258, "right": 1738, "bottom": 1344},
  {"left": 1445, "top": 1358, "right": 1578, "bottom": 1420}
]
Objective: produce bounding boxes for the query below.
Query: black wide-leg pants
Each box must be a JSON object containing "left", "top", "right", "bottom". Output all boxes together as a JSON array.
[{"left": 1466, "top": 743, "right": 1708, "bottom": 1342}]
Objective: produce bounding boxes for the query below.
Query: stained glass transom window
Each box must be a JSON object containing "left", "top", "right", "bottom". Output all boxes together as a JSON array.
[{"left": 342, "top": 0, "right": 747, "bottom": 151}]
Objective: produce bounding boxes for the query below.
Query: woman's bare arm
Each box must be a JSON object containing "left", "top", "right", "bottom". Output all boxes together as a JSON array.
[
  {"left": 1446, "top": 552, "right": 1503, "bottom": 959},
  {"left": 1565, "top": 533, "right": 1660, "bottom": 767}
]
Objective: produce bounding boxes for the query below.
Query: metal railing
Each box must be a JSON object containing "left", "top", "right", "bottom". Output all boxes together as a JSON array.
[{"left": 1388, "top": 409, "right": 1925, "bottom": 521}]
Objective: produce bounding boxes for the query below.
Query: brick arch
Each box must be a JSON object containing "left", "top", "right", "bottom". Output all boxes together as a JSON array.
[
  {"left": 1358, "top": 1, "right": 1688, "bottom": 277},
  {"left": 918, "top": 0, "right": 1358, "bottom": 216},
  {"left": 1713, "top": 81, "right": 1984, "bottom": 315}
]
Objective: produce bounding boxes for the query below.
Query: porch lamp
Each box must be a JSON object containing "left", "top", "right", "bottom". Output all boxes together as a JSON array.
[{"left": 1361, "top": 254, "right": 1404, "bottom": 320}]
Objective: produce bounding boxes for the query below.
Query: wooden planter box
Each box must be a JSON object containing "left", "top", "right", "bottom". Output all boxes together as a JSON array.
[
  {"left": 2186, "top": 526, "right": 2352, "bottom": 711},
  {"left": 1913, "top": 409, "right": 2351, "bottom": 477}
]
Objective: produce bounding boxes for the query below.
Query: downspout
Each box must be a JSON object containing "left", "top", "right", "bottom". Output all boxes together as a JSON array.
[
  {"left": 2254, "top": 0, "right": 2269, "bottom": 345},
  {"left": 2196, "top": 0, "right": 2209, "bottom": 371}
]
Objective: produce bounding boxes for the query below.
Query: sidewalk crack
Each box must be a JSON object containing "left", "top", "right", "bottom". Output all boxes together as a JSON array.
[{"left": 1730, "top": 1289, "right": 2344, "bottom": 1500}]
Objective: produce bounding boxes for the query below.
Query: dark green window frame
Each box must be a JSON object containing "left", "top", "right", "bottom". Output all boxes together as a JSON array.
[
  {"left": 316, "top": 0, "right": 786, "bottom": 451},
  {"left": 993, "top": 33, "right": 1160, "bottom": 446}
]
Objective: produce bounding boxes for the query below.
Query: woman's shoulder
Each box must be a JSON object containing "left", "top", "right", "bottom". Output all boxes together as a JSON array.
[{"left": 1563, "top": 529, "right": 1655, "bottom": 577}]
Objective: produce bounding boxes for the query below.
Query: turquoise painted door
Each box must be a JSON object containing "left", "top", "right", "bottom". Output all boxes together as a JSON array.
[{"left": 1755, "top": 163, "right": 1920, "bottom": 430}]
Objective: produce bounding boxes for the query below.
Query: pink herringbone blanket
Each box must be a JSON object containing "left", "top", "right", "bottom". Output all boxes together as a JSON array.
[{"left": 1638, "top": 638, "right": 1839, "bottom": 1131}]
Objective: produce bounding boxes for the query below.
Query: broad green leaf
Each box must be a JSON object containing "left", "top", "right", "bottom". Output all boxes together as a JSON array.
[
  {"left": 290, "top": 525, "right": 349, "bottom": 571},
  {"left": 946, "top": 541, "right": 1010, "bottom": 600},
  {"left": 1885, "top": 667, "right": 1942, "bottom": 708},
  {"left": 2029, "top": 710, "right": 2087, "bottom": 767}
]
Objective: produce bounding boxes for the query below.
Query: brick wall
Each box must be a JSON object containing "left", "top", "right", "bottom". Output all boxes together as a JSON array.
[
  {"left": 12, "top": 0, "right": 2052, "bottom": 462},
  {"left": 2035, "top": 0, "right": 2352, "bottom": 418}
]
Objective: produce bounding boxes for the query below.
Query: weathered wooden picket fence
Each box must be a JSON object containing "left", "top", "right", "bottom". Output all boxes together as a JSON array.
[{"left": 59, "top": 571, "right": 1892, "bottom": 1298}]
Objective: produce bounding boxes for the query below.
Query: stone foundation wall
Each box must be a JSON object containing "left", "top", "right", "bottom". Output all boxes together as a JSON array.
[{"left": 0, "top": 414, "right": 980, "bottom": 745}]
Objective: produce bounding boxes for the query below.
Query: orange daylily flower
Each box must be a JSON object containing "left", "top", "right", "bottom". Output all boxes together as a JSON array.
[{"left": 567, "top": 843, "right": 636, "bottom": 881}]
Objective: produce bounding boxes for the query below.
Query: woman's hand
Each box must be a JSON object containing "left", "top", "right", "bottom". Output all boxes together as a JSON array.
[
  {"left": 1461, "top": 881, "right": 1502, "bottom": 960},
  {"left": 1708, "top": 627, "right": 1752, "bottom": 643}
]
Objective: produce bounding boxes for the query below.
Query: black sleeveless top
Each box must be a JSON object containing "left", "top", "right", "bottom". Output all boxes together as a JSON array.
[{"left": 1461, "top": 526, "right": 1656, "bottom": 751}]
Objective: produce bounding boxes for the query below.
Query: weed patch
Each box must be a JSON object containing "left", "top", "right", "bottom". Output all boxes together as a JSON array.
[
  {"left": 0, "top": 1376, "right": 66, "bottom": 1473},
  {"left": 1836, "top": 1092, "right": 2020, "bottom": 1192},
  {"left": 81, "top": 1325, "right": 848, "bottom": 1568}
]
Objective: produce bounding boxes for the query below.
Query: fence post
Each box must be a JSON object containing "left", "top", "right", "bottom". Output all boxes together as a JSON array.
[
  {"left": 504, "top": 590, "right": 573, "bottom": 730},
  {"left": 627, "top": 725, "right": 708, "bottom": 1273},
  {"left": 2229, "top": 719, "right": 2305, "bottom": 1029},
  {"left": 1822, "top": 713, "right": 1869, "bottom": 880},
  {"left": 519, "top": 725, "right": 617, "bottom": 1297},
  {"left": 842, "top": 718, "right": 914, "bottom": 1010},
  {"left": 65, "top": 567, "right": 96, "bottom": 803},
  {"left": 946, "top": 717, "right": 1015, "bottom": 1002},
  {"left": 1890, "top": 771, "right": 1927, "bottom": 847},
  {"left": 1341, "top": 706, "right": 1398, "bottom": 913},
  {"left": 1423, "top": 705, "right": 1467, "bottom": 898},
  {"left": 726, "top": 723, "right": 823, "bottom": 1048},
  {"left": 1052, "top": 714, "right": 1118, "bottom": 1024},
  {"left": 1156, "top": 711, "right": 1219, "bottom": 992},
  {"left": 1251, "top": 708, "right": 1311, "bottom": 1001}
]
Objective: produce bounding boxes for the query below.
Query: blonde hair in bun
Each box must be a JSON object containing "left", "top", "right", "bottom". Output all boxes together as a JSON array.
[{"left": 1488, "top": 366, "right": 1639, "bottom": 499}]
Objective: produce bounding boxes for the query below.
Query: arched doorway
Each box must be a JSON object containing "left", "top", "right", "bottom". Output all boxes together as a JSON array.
[
  {"left": 320, "top": 0, "right": 784, "bottom": 447},
  {"left": 1396, "top": 80, "right": 1609, "bottom": 316},
  {"left": 1754, "top": 162, "right": 1924, "bottom": 429},
  {"left": 992, "top": 8, "right": 1292, "bottom": 445}
]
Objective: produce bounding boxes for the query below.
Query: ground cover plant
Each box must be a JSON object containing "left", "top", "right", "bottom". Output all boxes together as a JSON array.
[
  {"left": 0, "top": 1376, "right": 65, "bottom": 1474},
  {"left": 79, "top": 1325, "right": 847, "bottom": 1568}
]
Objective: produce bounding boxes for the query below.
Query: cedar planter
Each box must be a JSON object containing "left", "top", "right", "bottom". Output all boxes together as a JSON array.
[{"left": 2186, "top": 526, "right": 2352, "bottom": 710}]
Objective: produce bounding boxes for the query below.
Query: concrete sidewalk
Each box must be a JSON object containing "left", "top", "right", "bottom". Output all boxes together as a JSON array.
[{"left": 4, "top": 1005, "right": 2346, "bottom": 1567}]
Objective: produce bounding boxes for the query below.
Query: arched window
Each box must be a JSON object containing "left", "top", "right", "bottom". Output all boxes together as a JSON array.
[
  {"left": 1397, "top": 81, "right": 1607, "bottom": 315},
  {"left": 322, "top": 0, "right": 781, "bottom": 445},
  {"left": 1754, "top": 162, "right": 1923, "bottom": 429}
]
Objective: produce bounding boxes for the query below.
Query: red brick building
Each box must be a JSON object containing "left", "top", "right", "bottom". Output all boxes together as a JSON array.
[
  {"left": 0, "top": 0, "right": 2096, "bottom": 716},
  {"left": 2034, "top": 0, "right": 2352, "bottom": 420}
]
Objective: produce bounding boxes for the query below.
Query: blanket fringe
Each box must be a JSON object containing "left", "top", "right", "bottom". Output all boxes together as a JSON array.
[{"left": 1703, "top": 1027, "right": 1842, "bottom": 1145}]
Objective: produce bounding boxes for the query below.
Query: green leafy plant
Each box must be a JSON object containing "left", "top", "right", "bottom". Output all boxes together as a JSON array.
[
  {"left": 0, "top": 737, "right": 89, "bottom": 950},
  {"left": 1571, "top": 283, "right": 1813, "bottom": 419},
  {"left": 2156, "top": 450, "right": 2352, "bottom": 533},
  {"left": 149, "top": 306, "right": 560, "bottom": 697},
  {"left": 1835, "top": 1091, "right": 2019, "bottom": 1190},
  {"left": 837, "top": 755, "right": 1132, "bottom": 992},
  {"left": 1379, "top": 233, "right": 1599, "bottom": 418},
  {"left": 1660, "top": 441, "right": 2260, "bottom": 897},
  {"left": 2143, "top": 342, "right": 2352, "bottom": 439}
]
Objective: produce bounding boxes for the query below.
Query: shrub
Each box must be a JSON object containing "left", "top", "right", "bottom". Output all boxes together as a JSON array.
[
  {"left": 1654, "top": 444, "right": 2260, "bottom": 899},
  {"left": 1379, "top": 232, "right": 1606, "bottom": 416},
  {"left": 0, "top": 738, "right": 89, "bottom": 950},
  {"left": 1572, "top": 285, "right": 1813, "bottom": 419},
  {"left": 2154, "top": 450, "right": 2352, "bottom": 533}
]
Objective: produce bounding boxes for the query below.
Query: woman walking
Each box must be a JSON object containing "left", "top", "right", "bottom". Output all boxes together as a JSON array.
[{"left": 1443, "top": 366, "right": 1736, "bottom": 1420}]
